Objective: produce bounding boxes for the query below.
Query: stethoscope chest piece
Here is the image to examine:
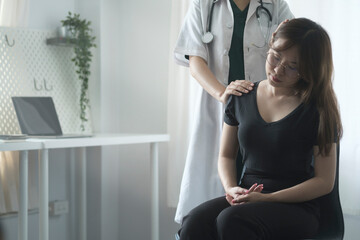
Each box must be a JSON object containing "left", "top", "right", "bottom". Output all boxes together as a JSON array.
[{"left": 202, "top": 32, "right": 214, "bottom": 44}]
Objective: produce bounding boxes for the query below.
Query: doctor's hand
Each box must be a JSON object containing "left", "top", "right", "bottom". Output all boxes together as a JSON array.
[
  {"left": 220, "top": 80, "right": 254, "bottom": 104},
  {"left": 272, "top": 19, "right": 290, "bottom": 39},
  {"left": 225, "top": 183, "right": 263, "bottom": 206}
]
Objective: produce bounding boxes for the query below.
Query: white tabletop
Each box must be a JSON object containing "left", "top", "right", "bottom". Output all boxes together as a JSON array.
[
  {"left": 1, "top": 133, "right": 169, "bottom": 150},
  {"left": 0, "top": 140, "right": 42, "bottom": 151}
]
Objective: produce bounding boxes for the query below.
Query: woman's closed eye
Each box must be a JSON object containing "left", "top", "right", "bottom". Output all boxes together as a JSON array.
[
  {"left": 273, "top": 54, "right": 281, "bottom": 61},
  {"left": 288, "top": 65, "right": 297, "bottom": 71}
]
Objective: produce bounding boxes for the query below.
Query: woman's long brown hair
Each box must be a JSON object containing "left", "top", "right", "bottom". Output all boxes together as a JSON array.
[{"left": 270, "top": 18, "right": 343, "bottom": 156}]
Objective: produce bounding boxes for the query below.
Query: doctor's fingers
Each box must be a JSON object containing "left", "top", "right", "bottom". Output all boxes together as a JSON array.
[
  {"left": 233, "top": 80, "right": 254, "bottom": 92},
  {"left": 226, "top": 82, "right": 250, "bottom": 95},
  {"left": 224, "top": 85, "right": 243, "bottom": 97},
  {"left": 272, "top": 19, "right": 290, "bottom": 39}
]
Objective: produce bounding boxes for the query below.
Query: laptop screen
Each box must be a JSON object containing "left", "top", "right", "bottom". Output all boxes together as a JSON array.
[{"left": 12, "top": 97, "right": 63, "bottom": 136}]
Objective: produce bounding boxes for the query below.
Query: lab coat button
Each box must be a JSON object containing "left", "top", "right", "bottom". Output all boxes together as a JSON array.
[
  {"left": 223, "top": 49, "right": 228, "bottom": 56},
  {"left": 226, "top": 23, "right": 233, "bottom": 29}
]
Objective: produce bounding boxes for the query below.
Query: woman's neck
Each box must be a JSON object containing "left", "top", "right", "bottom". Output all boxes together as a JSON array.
[{"left": 264, "top": 80, "right": 299, "bottom": 99}]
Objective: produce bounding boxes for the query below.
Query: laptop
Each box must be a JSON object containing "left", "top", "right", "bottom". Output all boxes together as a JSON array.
[{"left": 11, "top": 96, "right": 92, "bottom": 138}]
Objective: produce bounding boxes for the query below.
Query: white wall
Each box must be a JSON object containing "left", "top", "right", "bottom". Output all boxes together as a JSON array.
[
  {"left": 100, "top": 0, "right": 169, "bottom": 134},
  {"left": 28, "top": 0, "right": 75, "bottom": 30},
  {"left": 99, "top": 0, "right": 173, "bottom": 239}
]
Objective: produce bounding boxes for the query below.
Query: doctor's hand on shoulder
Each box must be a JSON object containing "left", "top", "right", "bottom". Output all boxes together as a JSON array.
[
  {"left": 189, "top": 55, "right": 254, "bottom": 104},
  {"left": 220, "top": 79, "right": 254, "bottom": 104}
]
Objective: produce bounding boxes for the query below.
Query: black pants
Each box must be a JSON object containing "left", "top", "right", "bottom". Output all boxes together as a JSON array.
[{"left": 178, "top": 197, "right": 319, "bottom": 240}]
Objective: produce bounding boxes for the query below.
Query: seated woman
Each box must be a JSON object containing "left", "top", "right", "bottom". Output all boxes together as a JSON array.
[{"left": 177, "top": 18, "right": 343, "bottom": 240}]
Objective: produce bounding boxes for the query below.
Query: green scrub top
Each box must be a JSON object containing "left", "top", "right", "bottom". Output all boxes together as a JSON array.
[
  {"left": 228, "top": 0, "right": 249, "bottom": 183},
  {"left": 228, "top": 0, "right": 249, "bottom": 84}
]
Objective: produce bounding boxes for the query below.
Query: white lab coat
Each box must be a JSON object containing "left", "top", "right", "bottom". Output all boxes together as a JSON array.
[{"left": 174, "top": 0, "right": 293, "bottom": 224}]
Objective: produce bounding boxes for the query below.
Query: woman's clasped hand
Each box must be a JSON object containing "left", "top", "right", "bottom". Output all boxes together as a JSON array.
[{"left": 225, "top": 183, "right": 264, "bottom": 205}]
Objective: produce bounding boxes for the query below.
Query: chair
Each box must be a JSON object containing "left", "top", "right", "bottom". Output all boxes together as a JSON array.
[
  {"left": 175, "top": 144, "right": 344, "bottom": 240},
  {"left": 310, "top": 143, "right": 344, "bottom": 240}
]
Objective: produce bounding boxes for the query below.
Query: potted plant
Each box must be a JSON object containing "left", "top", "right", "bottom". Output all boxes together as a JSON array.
[{"left": 61, "top": 12, "right": 96, "bottom": 131}]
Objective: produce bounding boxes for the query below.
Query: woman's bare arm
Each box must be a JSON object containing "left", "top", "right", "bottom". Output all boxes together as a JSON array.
[
  {"left": 218, "top": 123, "right": 263, "bottom": 204},
  {"left": 267, "top": 144, "right": 336, "bottom": 202},
  {"left": 218, "top": 123, "right": 240, "bottom": 192}
]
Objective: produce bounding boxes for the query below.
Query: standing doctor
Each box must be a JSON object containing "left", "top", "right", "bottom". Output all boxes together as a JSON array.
[{"left": 174, "top": 0, "right": 293, "bottom": 224}]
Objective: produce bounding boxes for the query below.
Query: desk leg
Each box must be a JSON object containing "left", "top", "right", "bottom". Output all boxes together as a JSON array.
[
  {"left": 79, "top": 147, "right": 87, "bottom": 240},
  {"left": 19, "top": 150, "right": 28, "bottom": 240},
  {"left": 39, "top": 149, "right": 49, "bottom": 240},
  {"left": 150, "top": 142, "right": 159, "bottom": 240}
]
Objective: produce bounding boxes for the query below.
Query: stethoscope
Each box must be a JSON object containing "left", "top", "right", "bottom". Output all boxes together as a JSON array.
[{"left": 202, "top": 0, "right": 273, "bottom": 46}]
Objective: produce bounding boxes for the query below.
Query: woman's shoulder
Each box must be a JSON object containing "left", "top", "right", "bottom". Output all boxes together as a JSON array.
[{"left": 227, "top": 81, "right": 260, "bottom": 106}]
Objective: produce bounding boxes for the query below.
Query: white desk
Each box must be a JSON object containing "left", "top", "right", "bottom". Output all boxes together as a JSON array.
[
  {"left": 0, "top": 141, "right": 43, "bottom": 240},
  {"left": 0, "top": 133, "right": 169, "bottom": 240}
]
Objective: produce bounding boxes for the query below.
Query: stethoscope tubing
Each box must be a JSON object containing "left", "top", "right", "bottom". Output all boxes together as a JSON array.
[
  {"left": 202, "top": 0, "right": 218, "bottom": 43},
  {"left": 202, "top": 0, "right": 273, "bottom": 44},
  {"left": 256, "top": 0, "right": 272, "bottom": 22},
  {"left": 207, "top": 0, "right": 219, "bottom": 34}
]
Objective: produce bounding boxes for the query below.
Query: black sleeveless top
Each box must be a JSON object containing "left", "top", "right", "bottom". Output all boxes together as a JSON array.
[{"left": 224, "top": 81, "right": 320, "bottom": 193}]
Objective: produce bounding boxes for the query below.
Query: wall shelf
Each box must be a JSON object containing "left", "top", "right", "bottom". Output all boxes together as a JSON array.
[{"left": 46, "top": 37, "right": 76, "bottom": 47}]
